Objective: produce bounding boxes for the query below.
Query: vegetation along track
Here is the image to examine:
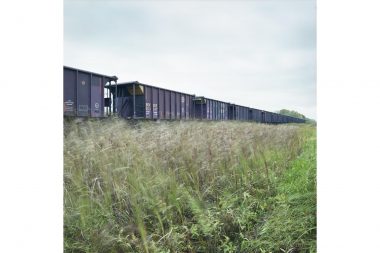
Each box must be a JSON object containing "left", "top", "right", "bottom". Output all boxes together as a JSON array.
[{"left": 64, "top": 118, "right": 316, "bottom": 253}]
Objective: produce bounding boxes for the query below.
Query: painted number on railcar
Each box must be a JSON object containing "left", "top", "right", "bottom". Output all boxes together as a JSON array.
[
  {"left": 64, "top": 100, "right": 74, "bottom": 112},
  {"left": 78, "top": 105, "right": 88, "bottom": 112},
  {"left": 153, "top": 104, "right": 158, "bottom": 117},
  {"left": 146, "top": 103, "right": 151, "bottom": 117}
]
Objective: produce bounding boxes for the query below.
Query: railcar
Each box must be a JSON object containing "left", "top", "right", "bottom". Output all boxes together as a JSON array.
[
  {"left": 228, "top": 104, "right": 250, "bottom": 121},
  {"left": 106, "top": 81, "right": 195, "bottom": 120},
  {"left": 63, "top": 66, "right": 306, "bottom": 124},
  {"left": 64, "top": 66, "right": 117, "bottom": 117},
  {"left": 249, "top": 108, "right": 262, "bottom": 122},
  {"left": 193, "top": 96, "right": 229, "bottom": 120}
]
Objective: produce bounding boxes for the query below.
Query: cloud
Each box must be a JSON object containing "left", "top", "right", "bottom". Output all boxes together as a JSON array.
[{"left": 64, "top": 0, "right": 316, "bottom": 119}]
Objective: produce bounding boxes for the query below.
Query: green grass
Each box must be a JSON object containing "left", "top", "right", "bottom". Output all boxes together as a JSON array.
[{"left": 64, "top": 118, "right": 316, "bottom": 253}]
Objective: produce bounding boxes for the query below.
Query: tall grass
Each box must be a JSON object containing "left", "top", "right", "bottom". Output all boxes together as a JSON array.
[{"left": 64, "top": 118, "right": 316, "bottom": 252}]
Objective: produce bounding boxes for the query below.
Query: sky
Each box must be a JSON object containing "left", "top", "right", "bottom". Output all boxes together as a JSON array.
[{"left": 64, "top": 0, "right": 316, "bottom": 119}]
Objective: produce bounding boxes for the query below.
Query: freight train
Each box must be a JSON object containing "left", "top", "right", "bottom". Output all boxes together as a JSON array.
[{"left": 63, "top": 66, "right": 305, "bottom": 124}]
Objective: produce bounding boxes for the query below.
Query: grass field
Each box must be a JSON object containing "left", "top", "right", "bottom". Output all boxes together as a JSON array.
[{"left": 64, "top": 118, "right": 316, "bottom": 253}]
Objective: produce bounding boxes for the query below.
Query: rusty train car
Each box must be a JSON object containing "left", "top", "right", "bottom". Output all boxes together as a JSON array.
[{"left": 64, "top": 66, "right": 305, "bottom": 124}]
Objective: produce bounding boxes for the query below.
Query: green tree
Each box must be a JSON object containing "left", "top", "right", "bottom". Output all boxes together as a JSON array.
[{"left": 276, "top": 109, "right": 316, "bottom": 124}]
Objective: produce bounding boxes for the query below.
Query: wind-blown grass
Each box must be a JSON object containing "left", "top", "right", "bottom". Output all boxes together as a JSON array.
[{"left": 64, "top": 118, "right": 316, "bottom": 253}]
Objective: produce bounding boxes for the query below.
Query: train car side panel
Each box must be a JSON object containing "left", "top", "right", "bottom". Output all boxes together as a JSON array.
[
  {"left": 77, "top": 71, "right": 91, "bottom": 117},
  {"left": 90, "top": 75, "right": 104, "bottom": 117},
  {"left": 64, "top": 68, "right": 76, "bottom": 116}
]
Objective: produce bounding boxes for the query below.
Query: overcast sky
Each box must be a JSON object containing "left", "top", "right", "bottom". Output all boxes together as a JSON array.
[{"left": 64, "top": 0, "right": 316, "bottom": 119}]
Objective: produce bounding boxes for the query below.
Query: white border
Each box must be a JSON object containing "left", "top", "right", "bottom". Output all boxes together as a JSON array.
[
  {"left": 0, "top": 0, "right": 63, "bottom": 252},
  {"left": 318, "top": 0, "right": 380, "bottom": 252}
]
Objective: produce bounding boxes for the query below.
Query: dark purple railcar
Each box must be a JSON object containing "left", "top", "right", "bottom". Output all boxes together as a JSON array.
[
  {"left": 271, "top": 112, "right": 277, "bottom": 124},
  {"left": 228, "top": 104, "right": 234, "bottom": 120},
  {"left": 230, "top": 104, "right": 238, "bottom": 120},
  {"left": 164, "top": 91, "right": 170, "bottom": 119},
  {"left": 193, "top": 97, "right": 229, "bottom": 120},
  {"left": 261, "top": 110, "right": 273, "bottom": 124},
  {"left": 277, "top": 114, "right": 284, "bottom": 123},
  {"left": 106, "top": 81, "right": 195, "bottom": 120},
  {"left": 194, "top": 97, "right": 207, "bottom": 119},
  {"left": 145, "top": 86, "right": 152, "bottom": 119},
  {"left": 285, "top": 115, "right": 290, "bottom": 123},
  {"left": 275, "top": 113, "right": 282, "bottom": 124},
  {"left": 185, "top": 95, "right": 190, "bottom": 119},
  {"left": 249, "top": 108, "right": 262, "bottom": 122},
  {"left": 159, "top": 89, "right": 165, "bottom": 119},
  {"left": 65, "top": 66, "right": 305, "bottom": 124},
  {"left": 242, "top": 106, "right": 249, "bottom": 120},
  {"left": 261, "top": 110, "right": 266, "bottom": 123},
  {"left": 228, "top": 104, "right": 250, "bottom": 121},
  {"left": 176, "top": 93, "right": 181, "bottom": 119},
  {"left": 64, "top": 66, "right": 117, "bottom": 117},
  {"left": 169, "top": 91, "right": 175, "bottom": 119}
]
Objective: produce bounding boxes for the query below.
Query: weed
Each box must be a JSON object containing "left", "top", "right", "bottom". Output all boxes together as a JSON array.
[{"left": 64, "top": 119, "right": 316, "bottom": 252}]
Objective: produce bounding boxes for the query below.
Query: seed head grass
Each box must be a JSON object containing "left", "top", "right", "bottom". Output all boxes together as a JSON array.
[{"left": 64, "top": 118, "right": 316, "bottom": 252}]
